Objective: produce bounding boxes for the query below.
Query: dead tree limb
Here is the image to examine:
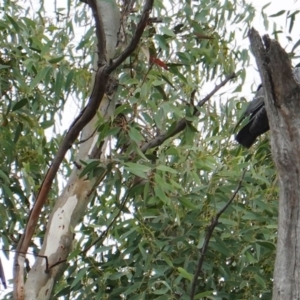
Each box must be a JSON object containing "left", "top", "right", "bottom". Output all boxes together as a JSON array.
[{"left": 249, "top": 28, "right": 300, "bottom": 300}]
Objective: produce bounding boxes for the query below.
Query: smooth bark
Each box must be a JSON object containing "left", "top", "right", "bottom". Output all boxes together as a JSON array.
[{"left": 22, "top": 1, "right": 120, "bottom": 299}]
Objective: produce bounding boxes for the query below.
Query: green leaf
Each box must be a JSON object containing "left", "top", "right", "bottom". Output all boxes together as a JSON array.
[
  {"left": 13, "top": 122, "right": 23, "bottom": 143},
  {"left": 70, "top": 268, "right": 86, "bottom": 288},
  {"left": 177, "top": 267, "right": 193, "bottom": 281},
  {"left": 123, "top": 282, "right": 141, "bottom": 295},
  {"left": 30, "top": 66, "right": 52, "bottom": 90},
  {"left": 178, "top": 197, "right": 197, "bottom": 209},
  {"left": 128, "top": 126, "right": 144, "bottom": 143},
  {"left": 194, "top": 291, "right": 214, "bottom": 299},
  {"left": 156, "top": 165, "right": 177, "bottom": 174},
  {"left": 154, "top": 184, "right": 170, "bottom": 204},
  {"left": 65, "top": 70, "right": 74, "bottom": 92},
  {"left": 160, "top": 27, "right": 176, "bottom": 37},
  {"left": 55, "top": 70, "right": 64, "bottom": 99},
  {"left": 2, "top": 183, "right": 13, "bottom": 198},
  {"left": 48, "top": 55, "right": 65, "bottom": 64},
  {"left": 12, "top": 98, "right": 28, "bottom": 111},
  {"left": 211, "top": 235, "right": 232, "bottom": 256},
  {"left": 124, "top": 162, "right": 151, "bottom": 179},
  {"left": 134, "top": 146, "right": 149, "bottom": 161},
  {"left": 256, "top": 240, "right": 276, "bottom": 250},
  {"left": 79, "top": 160, "right": 101, "bottom": 178},
  {"left": 0, "top": 170, "right": 10, "bottom": 183},
  {"left": 0, "top": 65, "right": 10, "bottom": 70},
  {"left": 40, "top": 120, "right": 54, "bottom": 129},
  {"left": 6, "top": 14, "right": 20, "bottom": 32},
  {"left": 269, "top": 10, "right": 285, "bottom": 17},
  {"left": 254, "top": 274, "right": 266, "bottom": 288}
]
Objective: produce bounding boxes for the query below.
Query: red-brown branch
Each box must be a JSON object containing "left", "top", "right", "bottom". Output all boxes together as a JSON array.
[{"left": 13, "top": 0, "right": 154, "bottom": 298}]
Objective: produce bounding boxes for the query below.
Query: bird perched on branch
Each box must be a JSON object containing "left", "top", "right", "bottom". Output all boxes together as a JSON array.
[{"left": 235, "top": 67, "right": 300, "bottom": 148}]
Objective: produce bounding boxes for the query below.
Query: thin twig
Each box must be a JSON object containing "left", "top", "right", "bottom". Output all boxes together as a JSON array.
[
  {"left": 190, "top": 169, "right": 246, "bottom": 300},
  {"left": 3, "top": 249, "right": 63, "bottom": 273},
  {"left": 195, "top": 73, "right": 236, "bottom": 111}
]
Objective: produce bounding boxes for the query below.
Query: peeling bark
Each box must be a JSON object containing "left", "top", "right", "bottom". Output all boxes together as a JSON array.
[
  {"left": 16, "top": 0, "right": 156, "bottom": 297},
  {"left": 20, "top": 1, "right": 120, "bottom": 299},
  {"left": 249, "top": 28, "right": 300, "bottom": 300}
]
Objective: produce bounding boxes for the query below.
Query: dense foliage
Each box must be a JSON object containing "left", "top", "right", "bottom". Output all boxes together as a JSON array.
[{"left": 0, "top": 0, "right": 299, "bottom": 299}]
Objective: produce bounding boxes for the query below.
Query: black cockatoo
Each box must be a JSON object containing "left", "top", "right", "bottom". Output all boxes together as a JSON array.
[{"left": 235, "top": 67, "right": 300, "bottom": 148}]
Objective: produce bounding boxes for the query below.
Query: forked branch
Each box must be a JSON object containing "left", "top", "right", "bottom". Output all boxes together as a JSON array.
[{"left": 13, "top": 0, "right": 153, "bottom": 298}]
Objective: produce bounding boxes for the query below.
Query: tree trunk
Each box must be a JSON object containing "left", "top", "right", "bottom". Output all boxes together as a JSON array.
[
  {"left": 22, "top": 1, "right": 120, "bottom": 299},
  {"left": 249, "top": 28, "right": 300, "bottom": 299}
]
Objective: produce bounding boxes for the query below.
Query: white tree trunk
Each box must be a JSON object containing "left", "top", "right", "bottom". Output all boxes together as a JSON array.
[{"left": 23, "top": 1, "right": 120, "bottom": 298}]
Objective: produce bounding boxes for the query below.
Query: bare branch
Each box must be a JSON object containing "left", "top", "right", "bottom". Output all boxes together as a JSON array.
[
  {"left": 87, "top": 0, "right": 107, "bottom": 64},
  {"left": 195, "top": 73, "right": 236, "bottom": 109},
  {"left": 190, "top": 169, "right": 246, "bottom": 300}
]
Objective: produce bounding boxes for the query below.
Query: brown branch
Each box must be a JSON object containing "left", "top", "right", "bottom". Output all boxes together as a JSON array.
[
  {"left": 140, "top": 73, "right": 236, "bottom": 153},
  {"left": 14, "top": 18, "right": 109, "bottom": 300},
  {"left": 108, "top": 0, "right": 154, "bottom": 73},
  {"left": 190, "top": 169, "right": 246, "bottom": 300},
  {"left": 88, "top": 0, "right": 107, "bottom": 64},
  {"left": 13, "top": 0, "right": 101, "bottom": 297},
  {"left": 13, "top": 69, "right": 109, "bottom": 298},
  {"left": 195, "top": 72, "right": 236, "bottom": 110}
]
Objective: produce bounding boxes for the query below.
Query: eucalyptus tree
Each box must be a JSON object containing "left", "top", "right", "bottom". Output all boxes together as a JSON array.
[{"left": 0, "top": 0, "right": 299, "bottom": 299}]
